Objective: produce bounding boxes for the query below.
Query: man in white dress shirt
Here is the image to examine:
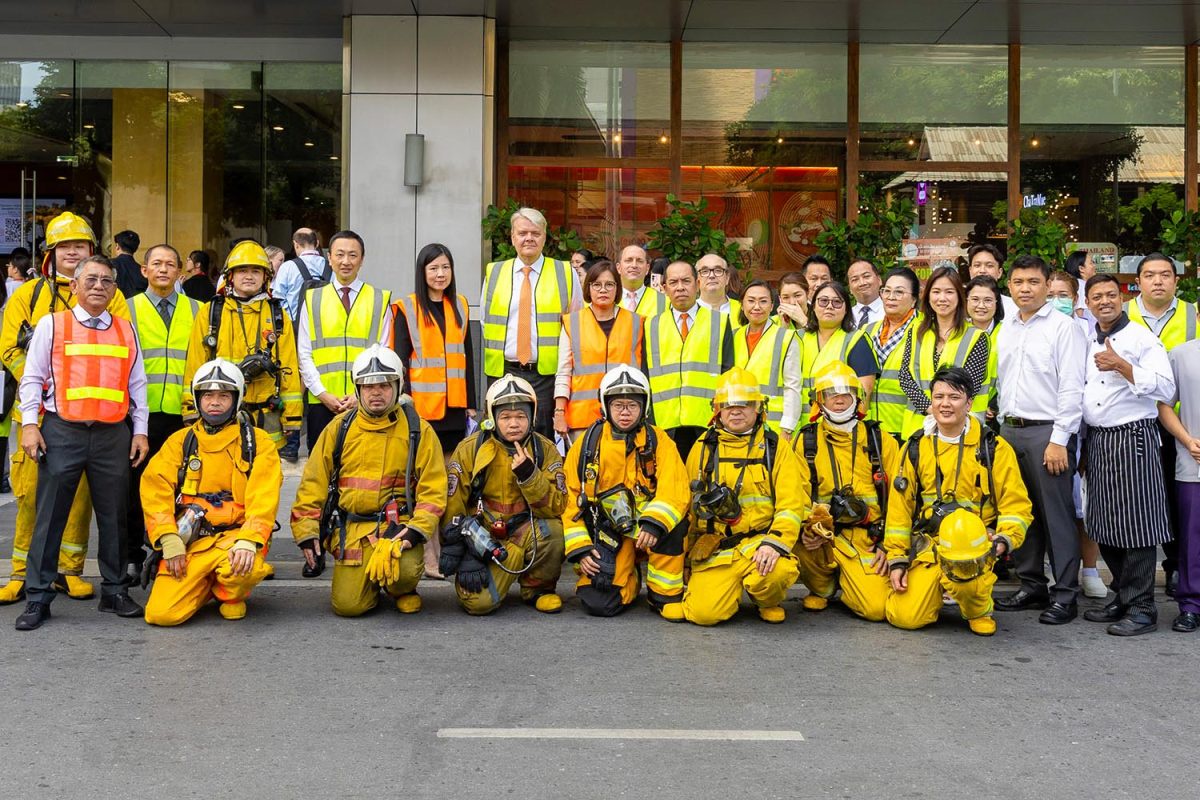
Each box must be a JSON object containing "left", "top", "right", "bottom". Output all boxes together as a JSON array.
[
  {"left": 618, "top": 244, "right": 665, "bottom": 317},
  {"left": 1078, "top": 273, "right": 1175, "bottom": 636},
  {"left": 993, "top": 254, "right": 1087, "bottom": 624},
  {"left": 847, "top": 259, "right": 884, "bottom": 330},
  {"left": 15, "top": 256, "right": 149, "bottom": 630}
]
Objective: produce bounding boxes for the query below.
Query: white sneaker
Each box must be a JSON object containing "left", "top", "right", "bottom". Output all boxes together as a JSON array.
[{"left": 1081, "top": 573, "right": 1108, "bottom": 599}]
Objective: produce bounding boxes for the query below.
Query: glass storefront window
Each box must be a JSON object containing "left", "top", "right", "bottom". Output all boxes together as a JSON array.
[
  {"left": 1021, "top": 47, "right": 1184, "bottom": 252},
  {"left": 681, "top": 43, "right": 846, "bottom": 166},
  {"left": 508, "top": 42, "right": 670, "bottom": 158},
  {"left": 859, "top": 45, "right": 1007, "bottom": 162}
]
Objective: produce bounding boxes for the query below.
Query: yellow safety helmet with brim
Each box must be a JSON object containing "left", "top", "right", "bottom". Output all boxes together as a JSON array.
[
  {"left": 713, "top": 366, "right": 765, "bottom": 410},
  {"left": 935, "top": 509, "right": 996, "bottom": 583}
]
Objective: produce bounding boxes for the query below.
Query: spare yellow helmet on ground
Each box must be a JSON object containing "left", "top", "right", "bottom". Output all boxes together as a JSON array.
[
  {"left": 935, "top": 509, "right": 996, "bottom": 584},
  {"left": 713, "top": 366, "right": 765, "bottom": 410},
  {"left": 223, "top": 241, "right": 273, "bottom": 279}
]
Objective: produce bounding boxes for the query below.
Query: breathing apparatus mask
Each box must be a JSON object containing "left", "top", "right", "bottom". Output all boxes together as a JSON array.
[
  {"left": 238, "top": 351, "right": 278, "bottom": 380},
  {"left": 829, "top": 488, "right": 870, "bottom": 527},
  {"left": 595, "top": 486, "right": 637, "bottom": 539},
  {"left": 690, "top": 481, "right": 742, "bottom": 526}
]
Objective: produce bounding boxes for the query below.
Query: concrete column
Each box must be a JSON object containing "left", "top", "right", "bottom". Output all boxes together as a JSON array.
[{"left": 342, "top": 14, "right": 494, "bottom": 304}]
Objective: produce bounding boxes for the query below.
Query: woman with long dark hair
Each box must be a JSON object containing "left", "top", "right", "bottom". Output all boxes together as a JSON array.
[
  {"left": 798, "top": 280, "right": 878, "bottom": 407},
  {"left": 899, "top": 266, "right": 989, "bottom": 437}
]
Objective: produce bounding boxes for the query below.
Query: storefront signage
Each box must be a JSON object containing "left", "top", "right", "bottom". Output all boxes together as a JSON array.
[
  {"left": 1022, "top": 193, "right": 1047, "bottom": 208},
  {"left": 1067, "top": 242, "right": 1118, "bottom": 274}
]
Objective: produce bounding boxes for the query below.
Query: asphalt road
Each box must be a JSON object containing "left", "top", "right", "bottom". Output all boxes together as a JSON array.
[{"left": 0, "top": 470, "right": 1196, "bottom": 799}]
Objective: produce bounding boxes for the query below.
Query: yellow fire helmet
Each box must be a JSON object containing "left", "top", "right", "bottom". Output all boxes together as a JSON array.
[
  {"left": 935, "top": 509, "right": 996, "bottom": 584},
  {"left": 713, "top": 366, "right": 765, "bottom": 410},
  {"left": 41, "top": 211, "right": 97, "bottom": 277},
  {"left": 811, "top": 361, "right": 862, "bottom": 401},
  {"left": 223, "top": 240, "right": 274, "bottom": 280}
]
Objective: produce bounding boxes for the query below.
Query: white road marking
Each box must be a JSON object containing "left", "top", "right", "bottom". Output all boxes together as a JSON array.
[{"left": 436, "top": 728, "right": 804, "bottom": 742}]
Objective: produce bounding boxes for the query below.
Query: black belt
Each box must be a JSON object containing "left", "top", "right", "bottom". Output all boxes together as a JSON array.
[
  {"left": 504, "top": 360, "right": 537, "bottom": 371},
  {"left": 718, "top": 529, "right": 767, "bottom": 550},
  {"left": 1004, "top": 417, "right": 1052, "bottom": 428}
]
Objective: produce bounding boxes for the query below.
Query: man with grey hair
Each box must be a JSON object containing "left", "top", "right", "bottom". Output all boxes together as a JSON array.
[
  {"left": 16, "top": 255, "right": 149, "bottom": 629},
  {"left": 481, "top": 207, "right": 582, "bottom": 439}
]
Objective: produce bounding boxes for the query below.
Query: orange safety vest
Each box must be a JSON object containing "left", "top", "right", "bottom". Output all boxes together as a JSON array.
[
  {"left": 50, "top": 310, "right": 136, "bottom": 424},
  {"left": 563, "top": 307, "right": 642, "bottom": 429},
  {"left": 396, "top": 293, "right": 469, "bottom": 421}
]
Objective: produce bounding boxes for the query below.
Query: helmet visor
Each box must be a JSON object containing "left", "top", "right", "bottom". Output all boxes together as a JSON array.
[{"left": 938, "top": 551, "right": 996, "bottom": 583}]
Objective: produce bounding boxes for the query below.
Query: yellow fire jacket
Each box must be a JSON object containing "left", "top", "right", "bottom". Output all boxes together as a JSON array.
[
  {"left": 290, "top": 407, "right": 447, "bottom": 564},
  {"left": 685, "top": 425, "right": 807, "bottom": 566},
  {"left": 443, "top": 431, "right": 567, "bottom": 531},
  {"left": 141, "top": 420, "right": 283, "bottom": 553},
  {"left": 883, "top": 421, "right": 1032, "bottom": 567},
  {"left": 793, "top": 419, "right": 902, "bottom": 536},
  {"left": 182, "top": 294, "right": 302, "bottom": 428},
  {"left": 562, "top": 423, "right": 689, "bottom": 561}
]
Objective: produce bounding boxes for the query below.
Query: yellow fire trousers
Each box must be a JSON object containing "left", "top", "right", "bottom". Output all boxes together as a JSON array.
[
  {"left": 330, "top": 540, "right": 424, "bottom": 617},
  {"left": 682, "top": 547, "right": 800, "bottom": 626},
  {"left": 457, "top": 521, "right": 565, "bottom": 615},
  {"left": 9, "top": 452, "right": 91, "bottom": 578},
  {"left": 885, "top": 561, "right": 996, "bottom": 630},
  {"left": 574, "top": 537, "right": 685, "bottom": 607},
  {"left": 144, "top": 547, "right": 271, "bottom": 626},
  {"left": 793, "top": 530, "right": 890, "bottom": 622}
]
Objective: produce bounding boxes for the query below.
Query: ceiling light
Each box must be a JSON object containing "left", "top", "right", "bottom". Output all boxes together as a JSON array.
[
  {"left": 304, "top": 141, "right": 314, "bottom": 147},
  {"left": 612, "top": 133, "right": 621, "bottom": 143},
  {"left": 659, "top": 134, "right": 668, "bottom": 144},
  {"left": 1030, "top": 137, "right": 1040, "bottom": 147},
  {"left": 82, "top": 123, "right": 95, "bottom": 130},
  {"left": 273, "top": 125, "right": 284, "bottom": 131},
  {"left": 776, "top": 137, "right": 784, "bottom": 144},
  {"left": 329, "top": 155, "right": 339, "bottom": 160},
  {"left": 907, "top": 138, "right": 916, "bottom": 146},
  {"left": 232, "top": 103, "right": 245, "bottom": 110}
]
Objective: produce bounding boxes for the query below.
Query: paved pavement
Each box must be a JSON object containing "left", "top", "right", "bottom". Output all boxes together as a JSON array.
[{"left": 0, "top": 464, "right": 1197, "bottom": 798}]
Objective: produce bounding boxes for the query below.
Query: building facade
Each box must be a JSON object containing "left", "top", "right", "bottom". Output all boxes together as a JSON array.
[{"left": 2, "top": 2, "right": 1200, "bottom": 298}]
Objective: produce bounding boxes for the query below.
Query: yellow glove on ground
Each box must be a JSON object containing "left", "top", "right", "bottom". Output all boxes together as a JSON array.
[
  {"left": 159, "top": 533, "right": 186, "bottom": 560},
  {"left": 365, "top": 538, "right": 401, "bottom": 585}
]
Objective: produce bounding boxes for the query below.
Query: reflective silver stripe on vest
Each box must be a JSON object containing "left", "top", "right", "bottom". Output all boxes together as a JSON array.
[
  {"left": 310, "top": 285, "right": 328, "bottom": 342},
  {"left": 1187, "top": 303, "right": 1197, "bottom": 340}
]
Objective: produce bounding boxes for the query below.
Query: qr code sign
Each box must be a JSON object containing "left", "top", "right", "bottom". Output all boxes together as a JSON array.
[{"left": 3, "top": 217, "right": 21, "bottom": 245}]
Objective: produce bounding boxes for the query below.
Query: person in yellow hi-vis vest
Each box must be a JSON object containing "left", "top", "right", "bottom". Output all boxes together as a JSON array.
[
  {"left": 884, "top": 366, "right": 1032, "bottom": 636},
  {"left": 681, "top": 368, "right": 805, "bottom": 625},
  {"left": 141, "top": 359, "right": 282, "bottom": 625},
  {"left": 291, "top": 345, "right": 446, "bottom": 617},
  {"left": 182, "top": 241, "right": 302, "bottom": 459},
  {"left": 126, "top": 243, "right": 199, "bottom": 577},
  {"left": 731, "top": 280, "right": 801, "bottom": 439},
  {"left": 562, "top": 366, "right": 690, "bottom": 619},
  {"left": 297, "top": 230, "right": 393, "bottom": 452},
  {"left": 480, "top": 207, "right": 582, "bottom": 440},
  {"left": 792, "top": 363, "right": 899, "bottom": 622},
  {"left": 799, "top": 280, "right": 878, "bottom": 409},
  {"left": 864, "top": 267, "right": 921, "bottom": 440},
  {"left": 0, "top": 212, "right": 130, "bottom": 604}
]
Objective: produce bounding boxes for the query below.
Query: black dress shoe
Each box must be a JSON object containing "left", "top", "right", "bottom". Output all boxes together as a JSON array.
[
  {"left": 1083, "top": 601, "right": 1126, "bottom": 623},
  {"left": 0, "top": 476, "right": 11, "bottom": 494},
  {"left": 97, "top": 592, "right": 144, "bottom": 618},
  {"left": 14, "top": 601, "right": 51, "bottom": 631},
  {"left": 1171, "top": 612, "right": 1200, "bottom": 632},
  {"left": 1108, "top": 614, "right": 1157, "bottom": 636},
  {"left": 1165, "top": 571, "right": 1178, "bottom": 599},
  {"left": 995, "top": 588, "right": 1050, "bottom": 612},
  {"left": 1038, "top": 601, "right": 1078, "bottom": 625}
]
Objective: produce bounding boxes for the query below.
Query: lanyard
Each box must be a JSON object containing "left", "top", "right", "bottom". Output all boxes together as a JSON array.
[
  {"left": 824, "top": 424, "right": 858, "bottom": 495},
  {"left": 932, "top": 432, "right": 966, "bottom": 503}
]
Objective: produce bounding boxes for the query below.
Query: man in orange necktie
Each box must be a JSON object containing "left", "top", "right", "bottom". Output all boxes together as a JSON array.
[{"left": 480, "top": 208, "right": 583, "bottom": 439}]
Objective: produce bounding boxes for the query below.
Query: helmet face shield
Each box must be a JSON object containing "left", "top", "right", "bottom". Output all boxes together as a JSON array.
[{"left": 938, "top": 550, "right": 996, "bottom": 584}]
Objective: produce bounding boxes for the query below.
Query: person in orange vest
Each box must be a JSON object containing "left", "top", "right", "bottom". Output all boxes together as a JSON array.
[
  {"left": 554, "top": 259, "right": 644, "bottom": 443},
  {"left": 14, "top": 256, "right": 149, "bottom": 630},
  {"left": 392, "top": 243, "right": 476, "bottom": 456},
  {"left": 392, "top": 243, "right": 476, "bottom": 578}
]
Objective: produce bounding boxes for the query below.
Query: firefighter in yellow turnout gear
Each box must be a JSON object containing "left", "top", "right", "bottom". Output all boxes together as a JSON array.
[
  {"left": 182, "top": 241, "right": 302, "bottom": 449},
  {"left": 0, "top": 212, "right": 128, "bottom": 603},
  {"left": 141, "top": 360, "right": 283, "bottom": 625},
  {"left": 440, "top": 376, "right": 566, "bottom": 614},
  {"left": 884, "top": 365, "right": 1032, "bottom": 635},
  {"left": 681, "top": 368, "right": 805, "bottom": 625},
  {"left": 562, "top": 366, "right": 690, "bottom": 619},
  {"left": 792, "top": 363, "right": 899, "bottom": 621},
  {"left": 291, "top": 344, "right": 446, "bottom": 617}
]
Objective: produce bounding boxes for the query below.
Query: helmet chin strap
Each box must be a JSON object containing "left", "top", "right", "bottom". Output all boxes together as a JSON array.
[{"left": 821, "top": 403, "right": 858, "bottom": 429}]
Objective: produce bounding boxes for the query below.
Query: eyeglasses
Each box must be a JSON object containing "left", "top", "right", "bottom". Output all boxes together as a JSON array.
[
  {"left": 698, "top": 268, "right": 727, "bottom": 278},
  {"left": 609, "top": 400, "right": 641, "bottom": 413},
  {"left": 880, "top": 288, "right": 910, "bottom": 299},
  {"left": 968, "top": 297, "right": 996, "bottom": 306},
  {"left": 79, "top": 276, "right": 115, "bottom": 288},
  {"left": 815, "top": 297, "right": 845, "bottom": 309},
  {"left": 590, "top": 282, "right": 618, "bottom": 291}
]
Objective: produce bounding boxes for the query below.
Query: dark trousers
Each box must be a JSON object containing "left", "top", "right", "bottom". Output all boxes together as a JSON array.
[
  {"left": 27, "top": 414, "right": 130, "bottom": 603},
  {"left": 496, "top": 364, "right": 555, "bottom": 440},
  {"left": 1177, "top": 482, "right": 1200, "bottom": 614},
  {"left": 1002, "top": 423, "right": 1080, "bottom": 605},
  {"left": 306, "top": 402, "right": 338, "bottom": 450},
  {"left": 669, "top": 426, "right": 705, "bottom": 463},
  {"left": 1098, "top": 543, "right": 1157, "bottom": 619},
  {"left": 126, "top": 412, "right": 184, "bottom": 567},
  {"left": 1158, "top": 422, "right": 1180, "bottom": 573}
]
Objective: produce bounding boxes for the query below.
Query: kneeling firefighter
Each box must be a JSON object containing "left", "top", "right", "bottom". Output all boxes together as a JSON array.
[
  {"left": 681, "top": 367, "right": 805, "bottom": 625},
  {"left": 562, "top": 366, "right": 689, "bottom": 619},
  {"left": 140, "top": 360, "right": 283, "bottom": 625},
  {"left": 439, "top": 376, "right": 567, "bottom": 614},
  {"left": 792, "top": 362, "right": 899, "bottom": 621},
  {"left": 290, "top": 344, "right": 446, "bottom": 617},
  {"left": 883, "top": 365, "right": 1032, "bottom": 635}
]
